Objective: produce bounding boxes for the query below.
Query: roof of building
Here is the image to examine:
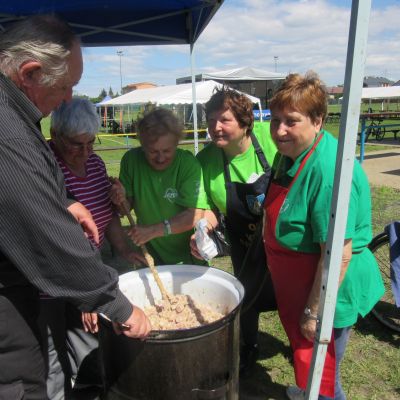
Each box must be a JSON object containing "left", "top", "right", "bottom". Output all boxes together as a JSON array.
[{"left": 363, "top": 76, "right": 394, "bottom": 87}]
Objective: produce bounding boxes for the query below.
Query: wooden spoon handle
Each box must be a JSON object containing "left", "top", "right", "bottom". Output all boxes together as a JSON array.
[{"left": 121, "top": 202, "right": 169, "bottom": 301}]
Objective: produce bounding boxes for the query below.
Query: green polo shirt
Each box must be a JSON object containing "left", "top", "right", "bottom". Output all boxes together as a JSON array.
[
  {"left": 120, "top": 147, "right": 209, "bottom": 265},
  {"left": 273, "top": 131, "right": 384, "bottom": 327},
  {"left": 197, "top": 121, "right": 278, "bottom": 215}
]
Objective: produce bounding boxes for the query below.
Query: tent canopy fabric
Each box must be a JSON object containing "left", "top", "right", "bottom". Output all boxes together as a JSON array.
[
  {"left": 0, "top": 0, "right": 223, "bottom": 46},
  {"left": 361, "top": 86, "right": 400, "bottom": 99},
  {"left": 101, "top": 80, "right": 261, "bottom": 106},
  {"left": 202, "top": 66, "right": 286, "bottom": 81},
  {"left": 95, "top": 95, "right": 112, "bottom": 106}
]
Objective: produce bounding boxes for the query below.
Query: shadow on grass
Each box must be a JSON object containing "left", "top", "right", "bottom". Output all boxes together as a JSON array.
[
  {"left": 239, "top": 330, "right": 291, "bottom": 400},
  {"left": 355, "top": 312, "right": 400, "bottom": 348}
]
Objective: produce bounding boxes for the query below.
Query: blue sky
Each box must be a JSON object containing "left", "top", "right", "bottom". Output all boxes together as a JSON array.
[{"left": 75, "top": 0, "right": 400, "bottom": 97}]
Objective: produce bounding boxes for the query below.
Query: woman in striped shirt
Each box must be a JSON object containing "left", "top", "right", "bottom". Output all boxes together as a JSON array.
[{"left": 40, "top": 98, "right": 144, "bottom": 399}]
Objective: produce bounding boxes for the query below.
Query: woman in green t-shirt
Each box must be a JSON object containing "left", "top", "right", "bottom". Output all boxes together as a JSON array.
[
  {"left": 116, "top": 108, "right": 209, "bottom": 266},
  {"left": 264, "top": 72, "right": 384, "bottom": 400}
]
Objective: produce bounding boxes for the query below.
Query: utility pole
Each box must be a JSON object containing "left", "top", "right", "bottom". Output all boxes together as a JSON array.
[
  {"left": 274, "top": 56, "right": 278, "bottom": 72},
  {"left": 117, "top": 50, "right": 123, "bottom": 94}
]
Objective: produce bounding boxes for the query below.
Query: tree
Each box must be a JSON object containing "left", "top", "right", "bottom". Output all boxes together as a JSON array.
[
  {"left": 99, "top": 88, "right": 107, "bottom": 98},
  {"left": 108, "top": 86, "right": 114, "bottom": 97}
]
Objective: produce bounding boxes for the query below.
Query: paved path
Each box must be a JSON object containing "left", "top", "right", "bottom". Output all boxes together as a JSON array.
[{"left": 360, "top": 148, "right": 400, "bottom": 189}]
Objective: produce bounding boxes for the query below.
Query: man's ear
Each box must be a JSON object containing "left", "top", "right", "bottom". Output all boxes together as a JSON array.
[{"left": 17, "top": 61, "right": 43, "bottom": 88}]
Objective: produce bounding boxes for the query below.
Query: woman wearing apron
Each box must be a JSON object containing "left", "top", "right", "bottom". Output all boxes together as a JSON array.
[
  {"left": 191, "top": 86, "right": 278, "bottom": 377},
  {"left": 264, "top": 72, "right": 384, "bottom": 399}
]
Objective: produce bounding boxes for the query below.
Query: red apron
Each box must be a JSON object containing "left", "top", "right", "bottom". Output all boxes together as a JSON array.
[{"left": 264, "top": 135, "right": 335, "bottom": 398}]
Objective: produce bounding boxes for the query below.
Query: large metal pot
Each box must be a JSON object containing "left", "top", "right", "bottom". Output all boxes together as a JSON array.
[{"left": 99, "top": 265, "right": 244, "bottom": 400}]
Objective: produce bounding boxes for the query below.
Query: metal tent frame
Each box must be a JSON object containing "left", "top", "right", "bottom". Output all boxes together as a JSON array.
[{"left": 306, "top": 1, "right": 371, "bottom": 398}]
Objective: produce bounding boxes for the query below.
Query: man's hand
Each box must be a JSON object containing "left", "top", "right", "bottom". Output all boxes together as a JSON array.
[
  {"left": 82, "top": 312, "right": 99, "bottom": 334},
  {"left": 113, "top": 306, "right": 152, "bottom": 338},
  {"left": 67, "top": 202, "right": 99, "bottom": 245}
]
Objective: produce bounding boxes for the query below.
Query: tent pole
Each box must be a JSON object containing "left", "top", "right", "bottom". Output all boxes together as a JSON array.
[
  {"left": 306, "top": 1, "right": 371, "bottom": 399},
  {"left": 190, "top": 42, "right": 199, "bottom": 154}
]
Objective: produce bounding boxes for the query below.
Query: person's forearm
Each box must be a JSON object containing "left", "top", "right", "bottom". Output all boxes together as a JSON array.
[
  {"left": 306, "top": 240, "right": 353, "bottom": 314},
  {"left": 142, "top": 208, "right": 204, "bottom": 238},
  {"left": 306, "top": 255, "right": 324, "bottom": 315},
  {"left": 105, "top": 215, "right": 131, "bottom": 255},
  {"left": 338, "top": 239, "right": 352, "bottom": 286},
  {"left": 168, "top": 208, "right": 205, "bottom": 234}
]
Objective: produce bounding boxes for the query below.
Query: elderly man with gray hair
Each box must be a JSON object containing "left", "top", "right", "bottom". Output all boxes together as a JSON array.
[{"left": 0, "top": 15, "right": 151, "bottom": 400}]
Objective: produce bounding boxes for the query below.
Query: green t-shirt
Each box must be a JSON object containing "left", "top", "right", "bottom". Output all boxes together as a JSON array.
[
  {"left": 273, "top": 131, "right": 384, "bottom": 327},
  {"left": 120, "top": 147, "right": 209, "bottom": 265},
  {"left": 197, "top": 121, "right": 278, "bottom": 215}
]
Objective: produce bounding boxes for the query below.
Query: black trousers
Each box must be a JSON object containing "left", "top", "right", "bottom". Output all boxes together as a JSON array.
[{"left": 0, "top": 286, "right": 47, "bottom": 400}]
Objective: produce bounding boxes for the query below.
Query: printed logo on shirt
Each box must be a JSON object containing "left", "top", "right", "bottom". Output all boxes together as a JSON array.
[
  {"left": 280, "top": 198, "right": 290, "bottom": 214},
  {"left": 164, "top": 188, "right": 178, "bottom": 203},
  {"left": 246, "top": 193, "right": 265, "bottom": 215}
]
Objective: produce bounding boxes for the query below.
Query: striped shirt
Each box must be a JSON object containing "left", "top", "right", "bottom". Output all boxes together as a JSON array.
[
  {"left": 0, "top": 72, "right": 132, "bottom": 322},
  {"left": 50, "top": 142, "right": 113, "bottom": 247}
]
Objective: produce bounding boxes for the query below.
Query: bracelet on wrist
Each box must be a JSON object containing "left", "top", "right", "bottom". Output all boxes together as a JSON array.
[
  {"left": 303, "top": 307, "right": 319, "bottom": 322},
  {"left": 163, "top": 219, "right": 172, "bottom": 236}
]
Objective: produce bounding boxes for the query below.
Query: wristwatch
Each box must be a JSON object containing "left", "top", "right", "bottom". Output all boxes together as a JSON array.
[
  {"left": 163, "top": 219, "right": 172, "bottom": 236},
  {"left": 304, "top": 307, "right": 319, "bottom": 321}
]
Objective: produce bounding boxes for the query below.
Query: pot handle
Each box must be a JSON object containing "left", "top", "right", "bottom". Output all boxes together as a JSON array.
[{"left": 191, "top": 380, "right": 229, "bottom": 399}]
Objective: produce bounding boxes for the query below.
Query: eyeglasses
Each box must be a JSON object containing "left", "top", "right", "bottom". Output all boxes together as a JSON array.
[{"left": 59, "top": 137, "right": 95, "bottom": 152}]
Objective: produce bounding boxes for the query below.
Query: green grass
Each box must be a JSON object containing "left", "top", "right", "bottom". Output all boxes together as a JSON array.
[{"left": 371, "top": 186, "right": 400, "bottom": 235}]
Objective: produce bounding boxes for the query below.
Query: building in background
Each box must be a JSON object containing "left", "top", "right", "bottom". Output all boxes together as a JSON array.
[
  {"left": 122, "top": 82, "right": 158, "bottom": 95},
  {"left": 363, "top": 76, "right": 394, "bottom": 88}
]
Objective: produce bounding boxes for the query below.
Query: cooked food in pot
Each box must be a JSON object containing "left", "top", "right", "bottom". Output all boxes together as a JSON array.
[{"left": 144, "top": 294, "right": 226, "bottom": 330}]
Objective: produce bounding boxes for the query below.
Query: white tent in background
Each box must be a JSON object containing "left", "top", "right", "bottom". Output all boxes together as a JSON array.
[
  {"left": 361, "top": 86, "right": 400, "bottom": 99},
  {"left": 201, "top": 66, "right": 285, "bottom": 81},
  {"left": 101, "top": 80, "right": 261, "bottom": 107}
]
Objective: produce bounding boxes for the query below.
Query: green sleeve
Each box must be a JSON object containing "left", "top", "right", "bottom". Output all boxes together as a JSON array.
[
  {"left": 310, "top": 166, "right": 357, "bottom": 243},
  {"left": 175, "top": 151, "right": 210, "bottom": 210},
  {"left": 119, "top": 150, "right": 135, "bottom": 198},
  {"left": 196, "top": 146, "right": 218, "bottom": 210}
]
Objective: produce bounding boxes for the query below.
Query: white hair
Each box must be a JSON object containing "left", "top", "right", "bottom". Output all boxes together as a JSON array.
[
  {"left": 0, "top": 15, "right": 79, "bottom": 86},
  {"left": 51, "top": 99, "right": 100, "bottom": 139}
]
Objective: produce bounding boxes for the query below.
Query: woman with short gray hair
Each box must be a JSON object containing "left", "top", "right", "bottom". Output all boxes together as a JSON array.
[{"left": 39, "top": 98, "right": 145, "bottom": 399}]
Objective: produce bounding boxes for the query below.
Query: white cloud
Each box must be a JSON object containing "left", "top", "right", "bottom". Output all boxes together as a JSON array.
[{"left": 75, "top": 1, "right": 400, "bottom": 97}]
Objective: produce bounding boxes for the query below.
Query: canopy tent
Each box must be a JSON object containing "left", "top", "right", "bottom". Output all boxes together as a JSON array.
[
  {"left": 0, "top": 1, "right": 223, "bottom": 46},
  {"left": 0, "top": 2, "right": 375, "bottom": 398},
  {"left": 100, "top": 80, "right": 261, "bottom": 132},
  {"left": 102, "top": 80, "right": 261, "bottom": 106},
  {"left": 95, "top": 95, "right": 112, "bottom": 107},
  {"left": 201, "top": 66, "right": 286, "bottom": 81},
  {"left": 362, "top": 86, "right": 400, "bottom": 99}
]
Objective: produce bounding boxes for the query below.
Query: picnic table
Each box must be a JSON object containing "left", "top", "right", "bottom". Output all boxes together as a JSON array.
[{"left": 359, "top": 112, "right": 400, "bottom": 162}]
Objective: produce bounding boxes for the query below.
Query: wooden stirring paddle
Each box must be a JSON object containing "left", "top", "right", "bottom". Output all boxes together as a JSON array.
[{"left": 121, "top": 202, "right": 170, "bottom": 302}]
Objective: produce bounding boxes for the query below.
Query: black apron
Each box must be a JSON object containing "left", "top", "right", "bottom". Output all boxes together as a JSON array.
[{"left": 223, "top": 132, "right": 276, "bottom": 312}]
